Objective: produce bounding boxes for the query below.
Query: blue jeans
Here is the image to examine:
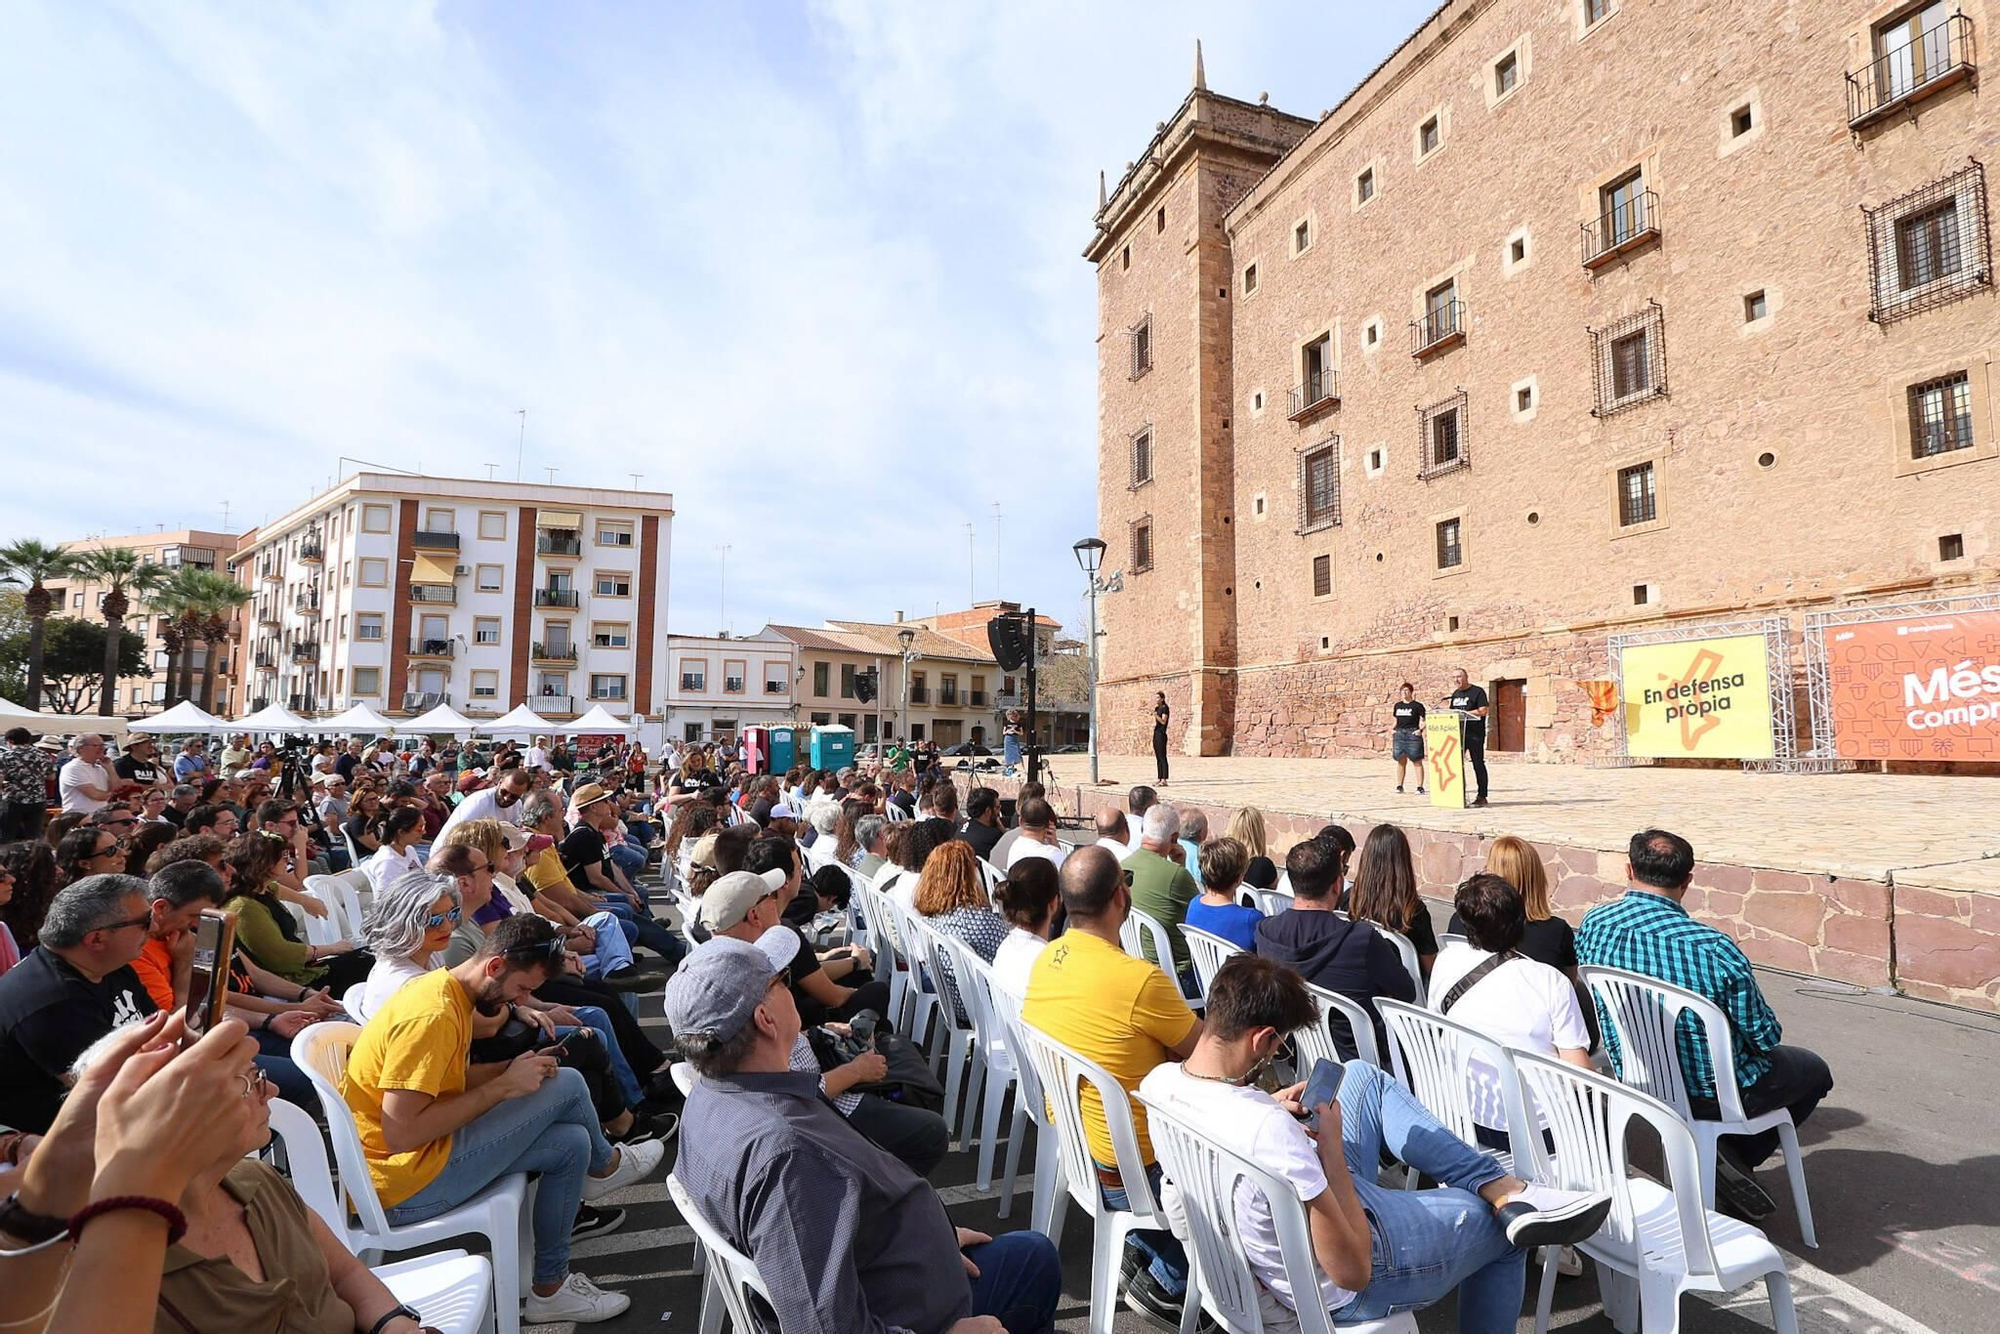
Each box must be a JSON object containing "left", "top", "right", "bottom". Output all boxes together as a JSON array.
[
  {"left": 595, "top": 897, "right": 686, "bottom": 965},
  {"left": 577, "top": 910, "right": 635, "bottom": 978},
  {"left": 1326, "top": 1061, "right": 1522, "bottom": 1333},
  {"left": 966, "top": 1230, "right": 1062, "bottom": 1334},
  {"left": 1100, "top": 1161, "right": 1188, "bottom": 1299},
  {"left": 251, "top": 1028, "right": 318, "bottom": 1112},
  {"left": 607, "top": 839, "right": 647, "bottom": 879},
  {"left": 383, "top": 1067, "right": 613, "bottom": 1286},
  {"left": 566, "top": 1005, "right": 642, "bottom": 1106}
]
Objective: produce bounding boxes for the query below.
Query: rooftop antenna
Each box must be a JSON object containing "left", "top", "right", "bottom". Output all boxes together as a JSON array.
[
  {"left": 483, "top": 463, "right": 498, "bottom": 481},
  {"left": 965, "top": 522, "right": 976, "bottom": 605},
  {"left": 221, "top": 500, "right": 231, "bottom": 532},
  {"left": 515, "top": 409, "right": 526, "bottom": 481},
  {"left": 544, "top": 467, "right": 559, "bottom": 484},
  {"left": 628, "top": 472, "right": 643, "bottom": 490},
  {"left": 718, "top": 543, "right": 732, "bottom": 635},
  {"left": 991, "top": 500, "right": 1002, "bottom": 596}
]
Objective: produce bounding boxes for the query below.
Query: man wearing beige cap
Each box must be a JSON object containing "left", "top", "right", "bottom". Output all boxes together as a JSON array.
[
  {"left": 668, "top": 928, "right": 1059, "bottom": 1331},
  {"left": 562, "top": 782, "right": 684, "bottom": 968}
]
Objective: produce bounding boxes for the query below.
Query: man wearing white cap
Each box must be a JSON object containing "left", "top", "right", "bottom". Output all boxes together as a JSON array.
[
  {"left": 525, "top": 734, "right": 554, "bottom": 773},
  {"left": 668, "top": 923, "right": 1060, "bottom": 1332}
]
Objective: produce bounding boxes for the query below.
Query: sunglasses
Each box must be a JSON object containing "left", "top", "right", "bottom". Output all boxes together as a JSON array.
[
  {"left": 424, "top": 906, "right": 465, "bottom": 930},
  {"left": 95, "top": 913, "right": 152, "bottom": 933},
  {"left": 503, "top": 935, "right": 566, "bottom": 962}
]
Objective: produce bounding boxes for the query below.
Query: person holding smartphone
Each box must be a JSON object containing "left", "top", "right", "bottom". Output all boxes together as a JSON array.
[{"left": 1139, "top": 953, "right": 1613, "bottom": 1333}]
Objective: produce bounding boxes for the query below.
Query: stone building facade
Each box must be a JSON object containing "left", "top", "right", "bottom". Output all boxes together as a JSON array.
[{"left": 1090, "top": 0, "right": 2000, "bottom": 763}]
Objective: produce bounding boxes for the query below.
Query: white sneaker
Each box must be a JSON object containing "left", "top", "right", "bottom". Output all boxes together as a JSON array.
[
  {"left": 524, "top": 1271, "right": 631, "bottom": 1323},
  {"left": 581, "top": 1136, "right": 665, "bottom": 1201},
  {"left": 1498, "top": 1183, "right": 1613, "bottom": 1249}
]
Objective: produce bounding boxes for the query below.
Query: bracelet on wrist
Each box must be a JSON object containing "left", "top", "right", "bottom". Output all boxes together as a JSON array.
[{"left": 68, "top": 1195, "right": 186, "bottom": 1245}]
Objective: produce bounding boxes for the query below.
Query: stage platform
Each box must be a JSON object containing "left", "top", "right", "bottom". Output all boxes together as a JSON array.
[{"left": 1004, "top": 751, "right": 2000, "bottom": 1012}]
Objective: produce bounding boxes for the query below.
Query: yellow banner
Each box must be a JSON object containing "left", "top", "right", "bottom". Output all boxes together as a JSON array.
[
  {"left": 1620, "top": 634, "right": 1775, "bottom": 759},
  {"left": 1424, "top": 712, "right": 1467, "bottom": 808}
]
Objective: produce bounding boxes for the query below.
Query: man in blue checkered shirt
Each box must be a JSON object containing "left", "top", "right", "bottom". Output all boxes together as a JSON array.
[{"left": 1578, "top": 829, "right": 1832, "bottom": 1221}]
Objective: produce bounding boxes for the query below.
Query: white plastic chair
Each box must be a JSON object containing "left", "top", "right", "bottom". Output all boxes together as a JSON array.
[
  {"left": 937, "top": 934, "right": 1034, "bottom": 1210},
  {"left": 1297, "top": 980, "right": 1384, "bottom": 1071},
  {"left": 1375, "top": 999, "right": 1538, "bottom": 1179},
  {"left": 1015, "top": 1021, "right": 1189, "bottom": 1334},
  {"left": 1439, "top": 931, "right": 1469, "bottom": 950},
  {"left": 374, "top": 1251, "right": 497, "bottom": 1334},
  {"left": 909, "top": 915, "right": 986, "bottom": 1142},
  {"left": 668, "top": 1173, "right": 772, "bottom": 1334},
  {"left": 880, "top": 893, "right": 942, "bottom": 1054},
  {"left": 1119, "top": 905, "right": 1204, "bottom": 1012},
  {"left": 287, "top": 895, "right": 346, "bottom": 949},
  {"left": 1372, "top": 925, "right": 1426, "bottom": 1006},
  {"left": 1138, "top": 1091, "right": 1418, "bottom": 1334},
  {"left": 1513, "top": 1051, "right": 1801, "bottom": 1334},
  {"left": 1581, "top": 966, "right": 1817, "bottom": 1248},
  {"left": 306, "top": 872, "right": 365, "bottom": 938},
  {"left": 1181, "top": 924, "right": 1242, "bottom": 999},
  {"left": 1251, "top": 885, "right": 1294, "bottom": 918},
  {"left": 988, "top": 982, "right": 1065, "bottom": 1237},
  {"left": 290, "top": 1023, "right": 535, "bottom": 1334}
]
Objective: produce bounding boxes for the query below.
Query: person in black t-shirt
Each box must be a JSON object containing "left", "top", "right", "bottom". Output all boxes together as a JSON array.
[
  {"left": 956, "top": 787, "right": 1004, "bottom": 862},
  {"left": 1390, "top": 682, "right": 1427, "bottom": 795},
  {"left": 112, "top": 735, "right": 167, "bottom": 793},
  {"left": 1446, "top": 668, "right": 1490, "bottom": 806}
]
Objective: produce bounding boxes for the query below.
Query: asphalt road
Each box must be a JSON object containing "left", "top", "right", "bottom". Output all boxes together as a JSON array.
[{"left": 538, "top": 897, "right": 2000, "bottom": 1334}]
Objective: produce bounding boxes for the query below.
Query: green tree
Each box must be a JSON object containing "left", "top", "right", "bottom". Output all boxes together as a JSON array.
[
  {"left": 14, "top": 617, "right": 148, "bottom": 714},
  {"left": 0, "top": 540, "right": 77, "bottom": 709},
  {"left": 71, "top": 548, "right": 167, "bottom": 719},
  {"left": 0, "top": 589, "right": 28, "bottom": 703},
  {"left": 147, "top": 567, "right": 203, "bottom": 706},
  {"left": 193, "top": 570, "right": 252, "bottom": 714}
]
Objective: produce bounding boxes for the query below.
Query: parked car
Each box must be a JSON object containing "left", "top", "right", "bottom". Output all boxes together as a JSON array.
[{"left": 942, "top": 742, "right": 993, "bottom": 758}]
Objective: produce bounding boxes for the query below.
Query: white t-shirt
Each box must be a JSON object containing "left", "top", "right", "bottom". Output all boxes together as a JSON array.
[
  {"left": 885, "top": 869, "right": 919, "bottom": 914},
  {"left": 991, "top": 927, "right": 1048, "bottom": 999},
  {"left": 364, "top": 844, "right": 426, "bottom": 896},
  {"left": 351, "top": 954, "right": 436, "bottom": 1024},
  {"left": 437, "top": 786, "right": 523, "bottom": 840},
  {"left": 1427, "top": 943, "right": 1590, "bottom": 1130},
  {"left": 525, "top": 746, "right": 552, "bottom": 772},
  {"left": 58, "top": 759, "right": 112, "bottom": 813},
  {"left": 1096, "top": 836, "right": 1131, "bottom": 862},
  {"left": 1137, "top": 1063, "right": 1357, "bottom": 1316},
  {"left": 1004, "top": 838, "right": 1067, "bottom": 872}
]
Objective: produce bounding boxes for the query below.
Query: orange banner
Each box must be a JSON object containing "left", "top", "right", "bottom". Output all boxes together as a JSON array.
[{"left": 1822, "top": 610, "right": 2000, "bottom": 761}]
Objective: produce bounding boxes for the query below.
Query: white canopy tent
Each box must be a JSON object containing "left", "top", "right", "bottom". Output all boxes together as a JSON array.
[
  {"left": 400, "top": 701, "right": 480, "bottom": 736},
  {"left": 556, "top": 704, "right": 639, "bottom": 736},
  {"left": 231, "top": 702, "right": 314, "bottom": 735},
  {"left": 318, "top": 703, "right": 397, "bottom": 736},
  {"left": 0, "top": 697, "right": 130, "bottom": 737},
  {"left": 477, "top": 703, "right": 556, "bottom": 737},
  {"left": 127, "top": 700, "right": 231, "bottom": 735}
]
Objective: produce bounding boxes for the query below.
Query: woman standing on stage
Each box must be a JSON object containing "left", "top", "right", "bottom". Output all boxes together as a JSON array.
[
  {"left": 1151, "top": 691, "right": 1170, "bottom": 785},
  {"left": 1391, "top": 681, "right": 1427, "bottom": 794}
]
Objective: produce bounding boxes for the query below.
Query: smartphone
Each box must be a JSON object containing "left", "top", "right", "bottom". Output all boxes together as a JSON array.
[
  {"left": 181, "top": 909, "right": 238, "bottom": 1049},
  {"left": 849, "top": 1010, "right": 878, "bottom": 1048},
  {"left": 1300, "top": 1057, "right": 1345, "bottom": 1129}
]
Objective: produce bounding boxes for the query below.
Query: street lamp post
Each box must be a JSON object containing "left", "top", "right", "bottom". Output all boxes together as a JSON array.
[
  {"left": 896, "top": 627, "right": 915, "bottom": 757},
  {"left": 1073, "top": 538, "right": 1108, "bottom": 786}
]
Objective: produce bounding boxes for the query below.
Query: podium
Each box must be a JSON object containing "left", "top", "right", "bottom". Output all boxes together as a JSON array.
[{"left": 1423, "top": 711, "right": 1469, "bottom": 809}]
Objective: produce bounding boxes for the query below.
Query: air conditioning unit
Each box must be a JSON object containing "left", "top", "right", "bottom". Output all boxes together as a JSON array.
[{"left": 454, "top": 564, "right": 470, "bottom": 576}]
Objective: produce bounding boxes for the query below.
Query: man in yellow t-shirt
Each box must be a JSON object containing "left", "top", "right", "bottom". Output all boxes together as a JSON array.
[
  {"left": 340, "top": 914, "right": 664, "bottom": 1325},
  {"left": 1022, "top": 844, "right": 1201, "bottom": 1326}
]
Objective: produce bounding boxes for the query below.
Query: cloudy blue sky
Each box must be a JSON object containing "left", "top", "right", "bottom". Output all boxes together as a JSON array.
[{"left": 0, "top": 1, "right": 1422, "bottom": 640}]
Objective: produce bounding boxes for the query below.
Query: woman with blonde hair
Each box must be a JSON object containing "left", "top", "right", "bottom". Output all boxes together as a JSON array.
[
  {"left": 1226, "top": 805, "right": 1278, "bottom": 889},
  {"left": 1456, "top": 833, "right": 1586, "bottom": 987}
]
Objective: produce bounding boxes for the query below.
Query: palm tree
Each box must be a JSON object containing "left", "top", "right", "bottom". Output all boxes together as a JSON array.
[
  {"left": 0, "top": 540, "right": 76, "bottom": 709},
  {"left": 147, "top": 567, "right": 206, "bottom": 707},
  {"left": 73, "top": 548, "right": 168, "bottom": 718},
  {"left": 194, "top": 571, "right": 253, "bottom": 714}
]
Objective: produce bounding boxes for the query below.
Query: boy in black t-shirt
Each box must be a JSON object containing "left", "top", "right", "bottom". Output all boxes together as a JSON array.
[{"left": 1390, "top": 682, "right": 1427, "bottom": 795}]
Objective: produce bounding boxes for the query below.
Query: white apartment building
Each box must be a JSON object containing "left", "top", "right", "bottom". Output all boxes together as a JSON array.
[
  {"left": 229, "top": 474, "right": 673, "bottom": 720},
  {"left": 660, "top": 633, "right": 799, "bottom": 744}
]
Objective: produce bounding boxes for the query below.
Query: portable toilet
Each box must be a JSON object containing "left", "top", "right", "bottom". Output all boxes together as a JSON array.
[
  {"left": 741, "top": 726, "right": 770, "bottom": 775},
  {"left": 768, "top": 725, "right": 797, "bottom": 773},
  {"left": 809, "top": 723, "right": 854, "bottom": 770}
]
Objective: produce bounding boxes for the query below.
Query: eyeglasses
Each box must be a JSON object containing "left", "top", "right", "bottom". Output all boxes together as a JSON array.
[
  {"left": 91, "top": 844, "right": 123, "bottom": 860},
  {"left": 424, "top": 906, "right": 464, "bottom": 929},
  {"left": 94, "top": 913, "right": 152, "bottom": 933}
]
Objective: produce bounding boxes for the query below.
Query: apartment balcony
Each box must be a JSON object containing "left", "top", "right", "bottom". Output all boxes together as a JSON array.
[
  {"left": 250, "top": 696, "right": 270, "bottom": 712},
  {"left": 290, "top": 642, "right": 320, "bottom": 664},
  {"left": 410, "top": 637, "right": 455, "bottom": 659},
  {"left": 1847, "top": 15, "right": 1975, "bottom": 129},
  {"left": 287, "top": 693, "right": 314, "bottom": 712},
  {"left": 1287, "top": 370, "right": 1340, "bottom": 423},
  {"left": 293, "top": 588, "right": 320, "bottom": 613},
  {"left": 940, "top": 689, "right": 960, "bottom": 706},
  {"left": 537, "top": 534, "right": 582, "bottom": 557},
  {"left": 764, "top": 680, "right": 788, "bottom": 695},
  {"left": 969, "top": 691, "right": 988, "bottom": 708},
  {"left": 257, "top": 603, "right": 281, "bottom": 626},
  {"left": 409, "top": 584, "right": 457, "bottom": 606},
  {"left": 297, "top": 535, "right": 323, "bottom": 562},
  {"left": 910, "top": 686, "right": 930, "bottom": 705},
  {"left": 411, "top": 530, "right": 460, "bottom": 551},
  {"left": 534, "top": 588, "right": 580, "bottom": 609},
  {"left": 1410, "top": 301, "right": 1466, "bottom": 359},
  {"left": 259, "top": 562, "right": 281, "bottom": 582},
  {"left": 995, "top": 692, "right": 1024, "bottom": 710},
  {"left": 533, "top": 692, "right": 577, "bottom": 714},
  {"left": 401, "top": 690, "right": 450, "bottom": 712},
  {"left": 253, "top": 647, "right": 278, "bottom": 671},
  {"left": 679, "top": 675, "right": 708, "bottom": 693},
  {"left": 1582, "top": 191, "right": 1661, "bottom": 269},
  {"left": 531, "top": 641, "right": 578, "bottom": 664}
]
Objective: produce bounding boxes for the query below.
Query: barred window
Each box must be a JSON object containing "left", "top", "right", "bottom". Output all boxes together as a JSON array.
[
  {"left": 1129, "top": 318, "right": 1153, "bottom": 378},
  {"left": 1864, "top": 163, "right": 1991, "bottom": 323},
  {"left": 1418, "top": 392, "right": 1469, "bottom": 479},
  {"left": 1132, "top": 517, "right": 1154, "bottom": 572},
  {"left": 1298, "top": 441, "right": 1340, "bottom": 532},
  {"left": 1312, "top": 554, "right": 1332, "bottom": 597},
  {"left": 1611, "top": 330, "right": 1651, "bottom": 399},
  {"left": 1436, "top": 518, "right": 1464, "bottom": 570},
  {"left": 1130, "top": 428, "right": 1154, "bottom": 487},
  {"left": 1617, "top": 461, "right": 1658, "bottom": 527},
  {"left": 1590, "top": 301, "right": 1668, "bottom": 415},
  {"left": 1908, "top": 372, "right": 1974, "bottom": 459}
]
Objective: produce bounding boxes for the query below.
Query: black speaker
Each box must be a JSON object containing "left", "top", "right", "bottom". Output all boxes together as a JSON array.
[
  {"left": 854, "top": 668, "right": 877, "bottom": 703},
  {"left": 988, "top": 614, "right": 1029, "bottom": 671}
]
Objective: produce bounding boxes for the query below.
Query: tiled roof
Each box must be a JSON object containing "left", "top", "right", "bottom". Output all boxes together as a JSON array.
[
  {"left": 761, "top": 624, "right": 881, "bottom": 655},
  {"left": 828, "top": 621, "right": 998, "bottom": 664}
]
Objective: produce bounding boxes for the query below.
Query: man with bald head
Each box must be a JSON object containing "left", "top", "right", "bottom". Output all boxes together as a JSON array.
[
  {"left": 1093, "top": 807, "right": 1132, "bottom": 861},
  {"left": 1022, "top": 845, "right": 1202, "bottom": 1324}
]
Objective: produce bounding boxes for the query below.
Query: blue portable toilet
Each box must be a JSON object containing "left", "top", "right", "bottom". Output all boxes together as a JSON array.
[
  {"left": 809, "top": 724, "right": 854, "bottom": 770},
  {"left": 767, "top": 725, "right": 797, "bottom": 773}
]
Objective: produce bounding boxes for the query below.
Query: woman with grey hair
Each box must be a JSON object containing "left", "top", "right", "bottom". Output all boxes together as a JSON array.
[
  {"left": 349, "top": 869, "right": 461, "bottom": 1022},
  {"left": 1177, "top": 806, "right": 1210, "bottom": 889}
]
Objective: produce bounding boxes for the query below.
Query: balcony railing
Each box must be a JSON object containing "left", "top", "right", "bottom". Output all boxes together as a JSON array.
[
  {"left": 291, "top": 642, "right": 320, "bottom": 664},
  {"left": 1581, "top": 190, "right": 1661, "bottom": 268},
  {"left": 260, "top": 562, "right": 281, "bottom": 582},
  {"left": 250, "top": 697, "right": 270, "bottom": 712},
  {"left": 533, "top": 692, "right": 576, "bottom": 714},
  {"left": 1288, "top": 370, "right": 1340, "bottom": 421},
  {"left": 253, "top": 647, "right": 278, "bottom": 671},
  {"left": 1848, "top": 14, "right": 1976, "bottom": 128},
  {"left": 531, "top": 641, "right": 577, "bottom": 662},
  {"left": 293, "top": 589, "right": 320, "bottom": 613},
  {"left": 410, "top": 638, "right": 455, "bottom": 658},
  {"left": 297, "top": 536, "right": 323, "bottom": 562},
  {"left": 257, "top": 603, "right": 280, "bottom": 625},
  {"left": 411, "top": 530, "right": 460, "bottom": 551},
  {"left": 940, "top": 689, "right": 960, "bottom": 706},
  {"left": 680, "top": 676, "right": 707, "bottom": 692},
  {"left": 969, "top": 691, "right": 988, "bottom": 707},
  {"left": 537, "top": 534, "right": 582, "bottom": 556},
  {"left": 401, "top": 691, "right": 449, "bottom": 711},
  {"left": 764, "top": 680, "right": 787, "bottom": 694},
  {"left": 534, "top": 588, "right": 580, "bottom": 608},
  {"left": 409, "top": 584, "right": 457, "bottom": 606},
  {"left": 910, "top": 686, "right": 930, "bottom": 704},
  {"left": 287, "top": 693, "right": 313, "bottom": 712},
  {"left": 995, "top": 692, "right": 1024, "bottom": 710},
  {"left": 1410, "top": 300, "right": 1467, "bottom": 358}
]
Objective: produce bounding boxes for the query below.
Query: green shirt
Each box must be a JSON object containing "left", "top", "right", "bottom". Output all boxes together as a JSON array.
[{"left": 1123, "top": 846, "right": 1200, "bottom": 975}]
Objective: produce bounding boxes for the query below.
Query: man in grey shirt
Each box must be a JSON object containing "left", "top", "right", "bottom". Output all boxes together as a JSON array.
[{"left": 668, "top": 932, "right": 1060, "bottom": 1333}]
